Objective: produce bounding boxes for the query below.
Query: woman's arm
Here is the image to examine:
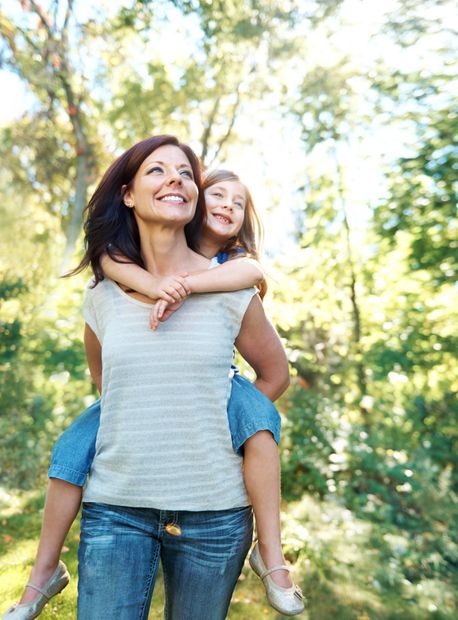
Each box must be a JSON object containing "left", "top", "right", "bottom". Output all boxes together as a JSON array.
[
  {"left": 84, "top": 324, "right": 102, "bottom": 393},
  {"left": 235, "top": 295, "right": 290, "bottom": 401}
]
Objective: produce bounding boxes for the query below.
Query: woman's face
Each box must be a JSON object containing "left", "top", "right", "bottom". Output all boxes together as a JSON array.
[
  {"left": 203, "top": 180, "right": 246, "bottom": 242},
  {"left": 123, "top": 145, "right": 198, "bottom": 227}
]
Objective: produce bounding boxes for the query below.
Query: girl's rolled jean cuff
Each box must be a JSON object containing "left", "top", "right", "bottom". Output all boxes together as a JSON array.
[
  {"left": 228, "top": 375, "right": 281, "bottom": 455},
  {"left": 48, "top": 399, "right": 101, "bottom": 487}
]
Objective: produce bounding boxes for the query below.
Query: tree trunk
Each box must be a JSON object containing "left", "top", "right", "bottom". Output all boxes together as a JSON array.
[{"left": 334, "top": 153, "right": 369, "bottom": 426}]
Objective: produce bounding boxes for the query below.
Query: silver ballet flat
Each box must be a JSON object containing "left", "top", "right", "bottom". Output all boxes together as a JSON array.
[
  {"left": 249, "top": 542, "right": 305, "bottom": 616},
  {"left": 2, "top": 561, "right": 70, "bottom": 620}
]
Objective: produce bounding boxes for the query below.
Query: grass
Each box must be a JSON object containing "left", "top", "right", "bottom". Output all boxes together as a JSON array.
[{"left": 0, "top": 488, "right": 456, "bottom": 619}]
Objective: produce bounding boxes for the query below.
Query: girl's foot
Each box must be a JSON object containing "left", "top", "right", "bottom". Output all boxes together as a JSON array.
[
  {"left": 256, "top": 540, "right": 293, "bottom": 588},
  {"left": 18, "top": 563, "right": 59, "bottom": 604},
  {"left": 249, "top": 542, "right": 305, "bottom": 616},
  {"left": 2, "top": 562, "right": 69, "bottom": 620}
]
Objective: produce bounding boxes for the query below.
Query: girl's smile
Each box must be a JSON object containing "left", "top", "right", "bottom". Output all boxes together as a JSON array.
[{"left": 204, "top": 180, "right": 246, "bottom": 241}]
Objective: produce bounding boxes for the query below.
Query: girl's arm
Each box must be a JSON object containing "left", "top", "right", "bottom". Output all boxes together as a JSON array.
[
  {"left": 100, "top": 254, "right": 190, "bottom": 304},
  {"left": 185, "top": 258, "right": 264, "bottom": 293},
  {"left": 84, "top": 324, "right": 102, "bottom": 393},
  {"left": 235, "top": 295, "right": 290, "bottom": 401},
  {"left": 101, "top": 254, "right": 263, "bottom": 299},
  {"left": 149, "top": 258, "right": 265, "bottom": 330}
]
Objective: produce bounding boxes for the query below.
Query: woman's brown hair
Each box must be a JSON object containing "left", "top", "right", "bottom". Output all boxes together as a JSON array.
[{"left": 69, "top": 135, "right": 204, "bottom": 284}]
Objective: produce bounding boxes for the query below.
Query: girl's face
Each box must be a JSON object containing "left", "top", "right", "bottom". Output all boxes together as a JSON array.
[
  {"left": 204, "top": 180, "right": 246, "bottom": 242},
  {"left": 123, "top": 145, "right": 198, "bottom": 227}
]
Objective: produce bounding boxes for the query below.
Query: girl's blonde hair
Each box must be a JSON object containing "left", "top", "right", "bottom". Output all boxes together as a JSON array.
[{"left": 203, "top": 169, "right": 267, "bottom": 298}]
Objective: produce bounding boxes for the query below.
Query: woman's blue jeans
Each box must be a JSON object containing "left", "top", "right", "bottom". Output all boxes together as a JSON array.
[{"left": 77, "top": 502, "right": 253, "bottom": 619}]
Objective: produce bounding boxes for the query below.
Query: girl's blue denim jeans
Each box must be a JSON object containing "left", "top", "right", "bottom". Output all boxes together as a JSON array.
[{"left": 77, "top": 501, "right": 253, "bottom": 619}]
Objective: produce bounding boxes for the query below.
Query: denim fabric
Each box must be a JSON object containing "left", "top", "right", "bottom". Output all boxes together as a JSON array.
[
  {"left": 228, "top": 375, "right": 281, "bottom": 455},
  {"left": 48, "top": 400, "right": 101, "bottom": 486},
  {"left": 77, "top": 502, "right": 253, "bottom": 619}
]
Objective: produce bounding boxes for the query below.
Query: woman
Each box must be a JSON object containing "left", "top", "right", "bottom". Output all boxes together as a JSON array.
[{"left": 75, "top": 135, "right": 289, "bottom": 618}]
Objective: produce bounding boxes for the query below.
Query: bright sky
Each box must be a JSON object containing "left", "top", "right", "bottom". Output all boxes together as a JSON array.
[{"left": 0, "top": 0, "right": 454, "bottom": 258}]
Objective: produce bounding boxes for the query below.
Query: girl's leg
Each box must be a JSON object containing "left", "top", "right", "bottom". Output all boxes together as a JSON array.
[
  {"left": 243, "top": 431, "right": 293, "bottom": 588},
  {"left": 16, "top": 400, "right": 101, "bottom": 606},
  {"left": 19, "top": 479, "right": 82, "bottom": 604}
]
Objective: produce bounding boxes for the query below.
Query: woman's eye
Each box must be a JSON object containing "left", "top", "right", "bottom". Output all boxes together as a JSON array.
[
  {"left": 180, "top": 169, "right": 193, "bottom": 179},
  {"left": 147, "top": 166, "right": 163, "bottom": 174}
]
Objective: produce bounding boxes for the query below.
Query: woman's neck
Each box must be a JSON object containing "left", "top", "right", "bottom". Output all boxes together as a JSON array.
[{"left": 138, "top": 224, "right": 206, "bottom": 275}]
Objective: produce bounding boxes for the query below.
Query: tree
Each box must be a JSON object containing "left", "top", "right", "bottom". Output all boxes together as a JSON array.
[{"left": 0, "top": 0, "right": 95, "bottom": 265}]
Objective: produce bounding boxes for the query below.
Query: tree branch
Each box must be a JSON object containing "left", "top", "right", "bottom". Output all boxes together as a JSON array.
[
  {"left": 200, "top": 95, "right": 221, "bottom": 166},
  {"left": 28, "top": 0, "right": 53, "bottom": 37},
  {"left": 0, "top": 14, "right": 41, "bottom": 55},
  {"left": 62, "top": 0, "right": 73, "bottom": 37},
  {"left": 209, "top": 83, "right": 242, "bottom": 167}
]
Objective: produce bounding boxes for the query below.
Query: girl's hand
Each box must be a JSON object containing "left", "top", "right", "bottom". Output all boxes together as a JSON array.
[
  {"left": 150, "top": 299, "right": 185, "bottom": 330},
  {"left": 155, "top": 273, "right": 190, "bottom": 303}
]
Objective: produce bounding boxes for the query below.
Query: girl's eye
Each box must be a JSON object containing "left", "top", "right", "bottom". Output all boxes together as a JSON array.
[
  {"left": 234, "top": 202, "right": 245, "bottom": 209},
  {"left": 212, "top": 192, "right": 223, "bottom": 198}
]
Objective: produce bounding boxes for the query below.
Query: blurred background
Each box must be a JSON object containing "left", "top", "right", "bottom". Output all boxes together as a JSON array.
[{"left": 0, "top": 1, "right": 456, "bottom": 618}]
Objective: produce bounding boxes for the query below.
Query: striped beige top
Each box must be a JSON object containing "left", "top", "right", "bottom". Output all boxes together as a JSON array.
[{"left": 82, "top": 277, "right": 257, "bottom": 511}]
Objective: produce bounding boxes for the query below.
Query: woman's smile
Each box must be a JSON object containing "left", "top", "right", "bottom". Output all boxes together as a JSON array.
[
  {"left": 124, "top": 145, "right": 199, "bottom": 225},
  {"left": 157, "top": 193, "right": 188, "bottom": 204}
]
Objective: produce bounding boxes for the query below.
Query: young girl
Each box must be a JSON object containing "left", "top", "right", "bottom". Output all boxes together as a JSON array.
[{"left": 3, "top": 170, "right": 304, "bottom": 619}]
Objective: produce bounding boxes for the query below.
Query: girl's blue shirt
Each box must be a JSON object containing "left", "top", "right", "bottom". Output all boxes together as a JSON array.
[{"left": 216, "top": 251, "right": 229, "bottom": 264}]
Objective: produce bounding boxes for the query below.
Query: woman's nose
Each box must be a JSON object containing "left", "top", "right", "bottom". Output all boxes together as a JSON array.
[{"left": 166, "top": 169, "right": 183, "bottom": 185}]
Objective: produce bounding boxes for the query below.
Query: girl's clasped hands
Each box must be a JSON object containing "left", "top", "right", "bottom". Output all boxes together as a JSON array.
[{"left": 149, "top": 273, "right": 190, "bottom": 330}]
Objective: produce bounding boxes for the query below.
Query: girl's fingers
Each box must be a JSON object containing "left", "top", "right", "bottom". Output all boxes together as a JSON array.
[
  {"left": 149, "top": 309, "right": 158, "bottom": 330},
  {"left": 150, "top": 301, "right": 168, "bottom": 330},
  {"left": 166, "top": 282, "right": 189, "bottom": 301},
  {"left": 159, "top": 301, "right": 168, "bottom": 318},
  {"left": 176, "top": 275, "right": 191, "bottom": 295},
  {"left": 174, "top": 284, "right": 188, "bottom": 299},
  {"left": 165, "top": 287, "right": 181, "bottom": 302},
  {"left": 159, "top": 291, "right": 176, "bottom": 304}
]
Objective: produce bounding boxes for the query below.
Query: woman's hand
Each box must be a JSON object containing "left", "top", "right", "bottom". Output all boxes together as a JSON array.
[{"left": 150, "top": 299, "right": 185, "bottom": 330}]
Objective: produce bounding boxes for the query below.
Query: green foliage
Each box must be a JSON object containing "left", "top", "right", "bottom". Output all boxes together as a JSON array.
[
  {"left": 375, "top": 108, "right": 458, "bottom": 284},
  {"left": 281, "top": 387, "right": 337, "bottom": 498}
]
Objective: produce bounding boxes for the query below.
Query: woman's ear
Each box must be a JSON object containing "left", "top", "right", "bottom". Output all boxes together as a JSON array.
[{"left": 121, "top": 184, "right": 134, "bottom": 208}]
